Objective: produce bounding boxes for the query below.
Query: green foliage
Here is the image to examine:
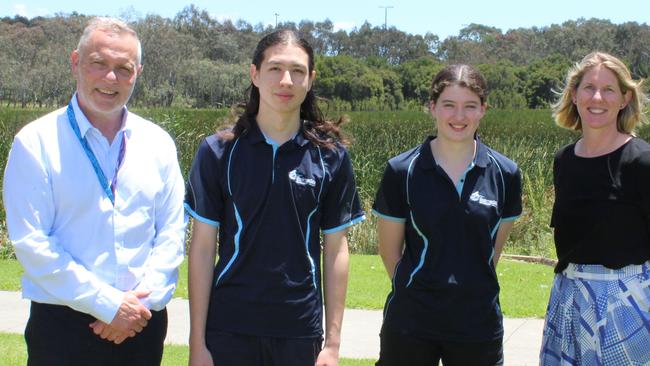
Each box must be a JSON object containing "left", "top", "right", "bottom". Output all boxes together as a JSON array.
[{"left": 2, "top": 14, "right": 648, "bottom": 110}]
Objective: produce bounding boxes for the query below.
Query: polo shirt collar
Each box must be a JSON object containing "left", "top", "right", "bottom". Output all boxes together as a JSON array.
[
  {"left": 419, "top": 135, "right": 491, "bottom": 170},
  {"left": 244, "top": 118, "right": 310, "bottom": 148},
  {"left": 473, "top": 137, "right": 491, "bottom": 168},
  {"left": 70, "top": 93, "right": 132, "bottom": 139}
]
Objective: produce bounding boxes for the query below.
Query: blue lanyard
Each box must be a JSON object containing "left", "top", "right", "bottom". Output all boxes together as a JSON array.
[{"left": 66, "top": 103, "right": 126, "bottom": 206}]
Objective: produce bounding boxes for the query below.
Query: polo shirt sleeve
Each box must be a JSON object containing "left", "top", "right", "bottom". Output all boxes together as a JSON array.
[
  {"left": 320, "top": 149, "right": 365, "bottom": 234},
  {"left": 501, "top": 167, "right": 523, "bottom": 221},
  {"left": 372, "top": 161, "right": 409, "bottom": 222},
  {"left": 185, "top": 138, "right": 223, "bottom": 227}
]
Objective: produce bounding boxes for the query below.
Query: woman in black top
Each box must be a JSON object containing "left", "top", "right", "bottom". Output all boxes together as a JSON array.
[{"left": 540, "top": 52, "right": 650, "bottom": 365}]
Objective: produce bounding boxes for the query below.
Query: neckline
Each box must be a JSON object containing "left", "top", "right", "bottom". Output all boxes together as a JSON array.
[{"left": 571, "top": 137, "right": 633, "bottom": 160}]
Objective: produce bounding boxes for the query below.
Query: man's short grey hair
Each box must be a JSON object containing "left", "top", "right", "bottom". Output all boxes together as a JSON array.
[{"left": 77, "top": 17, "right": 142, "bottom": 66}]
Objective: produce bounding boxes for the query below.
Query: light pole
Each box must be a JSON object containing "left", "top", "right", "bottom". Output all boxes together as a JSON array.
[
  {"left": 274, "top": 13, "right": 279, "bottom": 28},
  {"left": 379, "top": 5, "right": 393, "bottom": 29}
]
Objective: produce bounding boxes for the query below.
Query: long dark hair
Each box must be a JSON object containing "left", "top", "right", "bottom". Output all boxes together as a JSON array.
[{"left": 221, "top": 29, "right": 347, "bottom": 149}]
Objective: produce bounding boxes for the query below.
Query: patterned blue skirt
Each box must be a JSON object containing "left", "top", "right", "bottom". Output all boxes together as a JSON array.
[{"left": 539, "top": 262, "right": 650, "bottom": 365}]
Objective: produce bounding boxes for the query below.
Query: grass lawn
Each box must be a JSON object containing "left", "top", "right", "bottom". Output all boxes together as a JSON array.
[
  {"left": 498, "top": 258, "right": 554, "bottom": 318},
  {"left": 1, "top": 254, "right": 553, "bottom": 317},
  {"left": 0, "top": 332, "right": 375, "bottom": 366},
  {"left": 0, "top": 259, "right": 22, "bottom": 291}
]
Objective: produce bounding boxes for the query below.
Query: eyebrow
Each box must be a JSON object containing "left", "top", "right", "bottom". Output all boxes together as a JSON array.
[
  {"left": 440, "top": 99, "right": 479, "bottom": 105},
  {"left": 266, "top": 60, "right": 308, "bottom": 68}
]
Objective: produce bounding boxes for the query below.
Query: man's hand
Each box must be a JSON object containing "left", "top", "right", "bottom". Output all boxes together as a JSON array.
[
  {"left": 89, "top": 320, "right": 136, "bottom": 344},
  {"left": 89, "top": 290, "right": 151, "bottom": 344}
]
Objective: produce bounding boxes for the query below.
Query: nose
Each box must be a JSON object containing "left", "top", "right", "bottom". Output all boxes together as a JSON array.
[
  {"left": 454, "top": 107, "right": 465, "bottom": 120},
  {"left": 280, "top": 70, "right": 292, "bottom": 86},
  {"left": 105, "top": 69, "right": 118, "bottom": 82},
  {"left": 592, "top": 88, "right": 603, "bottom": 101}
]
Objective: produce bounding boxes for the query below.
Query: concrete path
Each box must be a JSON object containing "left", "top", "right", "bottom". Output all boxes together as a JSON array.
[{"left": 0, "top": 291, "right": 544, "bottom": 365}]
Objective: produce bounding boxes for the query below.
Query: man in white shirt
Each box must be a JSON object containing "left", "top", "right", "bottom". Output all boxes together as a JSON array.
[{"left": 3, "top": 17, "right": 186, "bottom": 365}]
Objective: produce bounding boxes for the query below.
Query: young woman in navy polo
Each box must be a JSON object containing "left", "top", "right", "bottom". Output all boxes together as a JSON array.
[
  {"left": 185, "top": 30, "right": 364, "bottom": 366},
  {"left": 373, "top": 65, "right": 522, "bottom": 366}
]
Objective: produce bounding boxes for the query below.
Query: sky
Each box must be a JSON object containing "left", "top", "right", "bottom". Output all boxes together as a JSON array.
[{"left": 2, "top": 0, "right": 648, "bottom": 40}]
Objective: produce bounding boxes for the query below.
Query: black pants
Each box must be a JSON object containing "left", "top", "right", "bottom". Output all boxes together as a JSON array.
[
  {"left": 206, "top": 331, "right": 322, "bottom": 366},
  {"left": 25, "top": 302, "right": 167, "bottom": 366},
  {"left": 376, "top": 328, "right": 504, "bottom": 366}
]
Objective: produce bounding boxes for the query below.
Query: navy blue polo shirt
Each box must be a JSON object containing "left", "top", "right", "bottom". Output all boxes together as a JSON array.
[
  {"left": 185, "top": 120, "right": 365, "bottom": 338},
  {"left": 372, "top": 136, "right": 522, "bottom": 342}
]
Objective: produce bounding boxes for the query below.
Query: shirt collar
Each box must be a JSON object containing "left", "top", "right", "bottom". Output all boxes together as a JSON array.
[
  {"left": 473, "top": 136, "right": 490, "bottom": 168},
  {"left": 419, "top": 135, "right": 490, "bottom": 170},
  {"left": 244, "top": 118, "right": 309, "bottom": 148},
  {"left": 71, "top": 93, "right": 131, "bottom": 139}
]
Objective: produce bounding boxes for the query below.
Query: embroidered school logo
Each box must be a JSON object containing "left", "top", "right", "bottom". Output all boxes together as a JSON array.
[
  {"left": 288, "top": 169, "right": 316, "bottom": 187},
  {"left": 470, "top": 191, "right": 498, "bottom": 208}
]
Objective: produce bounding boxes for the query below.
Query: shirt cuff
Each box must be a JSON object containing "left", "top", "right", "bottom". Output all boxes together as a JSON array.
[
  {"left": 184, "top": 203, "right": 220, "bottom": 227},
  {"left": 322, "top": 215, "right": 366, "bottom": 234},
  {"left": 93, "top": 285, "right": 124, "bottom": 323},
  {"left": 372, "top": 209, "right": 407, "bottom": 223}
]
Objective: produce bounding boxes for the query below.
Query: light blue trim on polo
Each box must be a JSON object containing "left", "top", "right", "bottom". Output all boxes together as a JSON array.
[
  {"left": 501, "top": 215, "right": 520, "bottom": 222},
  {"left": 407, "top": 210, "right": 428, "bottom": 287},
  {"left": 322, "top": 215, "right": 366, "bottom": 234},
  {"left": 405, "top": 153, "right": 420, "bottom": 206},
  {"left": 383, "top": 259, "right": 402, "bottom": 319},
  {"left": 455, "top": 161, "right": 476, "bottom": 196},
  {"left": 303, "top": 146, "right": 326, "bottom": 289},
  {"left": 184, "top": 203, "right": 220, "bottom": 227},
  {"left": 216, "top": 202, "right": 242, "bottom": 284},
  {"left": 404, "top": 151, "right": 428, "bottom": 287},
  {"left": 305, "top": 205, "right": 320, "bottom": 289},
  {"left": 371, "top": 209, "right": 406, "bottom": 223},
  {"left": 487, "top": 152, "right": 505, "bottom": 199},
  {"left": 488, "top": 218, "right": 502, "bottom": 265},
  {"left": 490, "top": 218, "right": 502, "bottom": 239},
  {"left": 217, "top": 136, "right": 243, "bottom": 285},
  {"left": 262, "top": 134, "right": 279, "bottom": 184},
  {"left": 227, "top": 137, "right": 241, "bottom": 195}
]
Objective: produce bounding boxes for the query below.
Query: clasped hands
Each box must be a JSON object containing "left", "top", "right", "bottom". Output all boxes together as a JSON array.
[{"left": 89, "top": 290, "right": 151, "bottom": 345}]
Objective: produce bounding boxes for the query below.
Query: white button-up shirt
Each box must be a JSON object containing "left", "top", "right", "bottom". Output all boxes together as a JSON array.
[{"left": 3, "top": 95, "right": 186, "bottom": 323}]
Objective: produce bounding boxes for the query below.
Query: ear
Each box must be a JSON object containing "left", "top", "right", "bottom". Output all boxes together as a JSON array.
[
  {"left": 428, "top": 100, "right": 436, "bottom": 115},
  {"left": 621, "top": 90, "right": 632, "bottom": 109},
  {"left": 136, "top": 64, "right": 143, "bottom": 76},
  {"left": 250, "top": 64, "right": 259, "bottom": 87},
  {"left": 478, "top": 102, "right": 487, "bottom": 118},
  {"left": 307, "top": 70, "right": 316, "bottom": 91},
  {"left": 71, "top": 49, "right": 80, "bottom": 75},
  {"left": 571, "top": 90, "right": 577, "bottom": 105}
]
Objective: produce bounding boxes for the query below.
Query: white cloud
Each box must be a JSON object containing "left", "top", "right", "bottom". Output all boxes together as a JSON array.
[
  {"left": 11, "top": 4, "right": 50, "bottom": 18},
  {"left": 333, "top": 21, "right": 356, "bottom": 32},
  {"left": 13, "top": 4, "right": 28, "bottom": 17}
]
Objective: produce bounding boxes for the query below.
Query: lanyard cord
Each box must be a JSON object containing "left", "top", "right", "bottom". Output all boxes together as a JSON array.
[{"left": 66, "top": 103, "right": 126, "bottom": 206}]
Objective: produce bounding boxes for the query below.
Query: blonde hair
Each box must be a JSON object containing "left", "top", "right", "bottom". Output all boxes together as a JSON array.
[
  {"left": 552, "top": 51, "right": 648, "bottom": 134},
  {"left": 77, "top": 17, "right": 142, "bottom": 66}
]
